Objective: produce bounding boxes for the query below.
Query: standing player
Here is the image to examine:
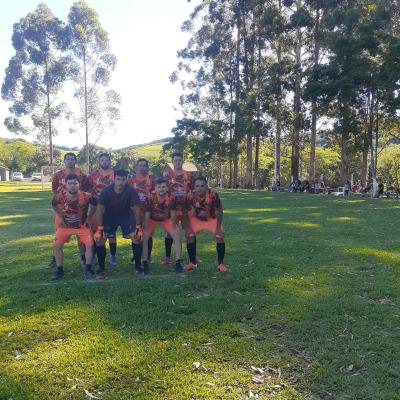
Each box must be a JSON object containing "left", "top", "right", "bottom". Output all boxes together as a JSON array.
[
  {"left": 162, "top": 152, "right": 192, "bottom": 264},
  {"left": 142, "top": 178, "right": 182, "bottom": 273},
  {"left": 184, "top": 176, "right": 227, "bottom": 272},
  {"left": 50, "top": 153, "right": 88, "bottom": 268},
  {"left": 88, "top": 153, "right": 115, "bottom": 273},
  {"left": 95, "top": 169, "right": 142, "bottom": 279},
  {"left": 52, "top": 174, "right": 96, "bottom": 280},
  {"left": 128, "top": 158, "right": 154, "bottom": 263}
]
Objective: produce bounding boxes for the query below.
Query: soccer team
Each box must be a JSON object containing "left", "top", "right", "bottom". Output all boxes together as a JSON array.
[{"left": 50, "top": 152, "right": 227, "bottom": 280}]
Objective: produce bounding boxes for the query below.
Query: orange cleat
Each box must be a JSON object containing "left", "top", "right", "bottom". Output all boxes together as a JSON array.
[
  {"left": 183, "top": 262, "right": 197, "bottom": 271},
  {"left": 217, "top": 263, "right": 228, "bottom": 272}
]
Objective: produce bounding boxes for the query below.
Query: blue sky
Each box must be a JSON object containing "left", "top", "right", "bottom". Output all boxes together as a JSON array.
[{"left": 0, "top": 0, "right": 197, "bottom": 149}]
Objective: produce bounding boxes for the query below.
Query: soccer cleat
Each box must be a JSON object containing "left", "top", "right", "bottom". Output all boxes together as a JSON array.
[
  {"left": 161, "top": 256, "right": 173, "bottom": 265},
  {"left": 134, "top": 265, "right": 144, "bottom": 275},
  {"left": 85, "top": 268, "right": 95, "bottom": 280},
  {"left": 96, "top": 270, "right": 107, "bottom": 280},
  {"left": 217, "top": 263, "right": 228, "bottom": 272},
  {"left": 143, "top": 261, "right": 150, "bottom": 275},
  {"left": 183, "top": 262, "right": 197, "bottom": 271},
  {"left": 51, "top": 268, "right": 64, "bottom": 280},
  {"left": 175, "top": 260, "right": 183, "bottom": 273},
  {"left": 109, "top": 254, "right": 117, "bottom": 266}
]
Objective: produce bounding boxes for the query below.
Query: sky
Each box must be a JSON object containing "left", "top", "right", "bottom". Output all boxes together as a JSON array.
[{"left": 0, "top": 0, "right": 197, "bottom": 149}]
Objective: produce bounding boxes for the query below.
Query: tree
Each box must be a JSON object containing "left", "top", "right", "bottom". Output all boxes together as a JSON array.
[
  {"left": 2, "top": 3, "right": 71, "bottom": 166},
  {"left": 67, "top": 0, "right": 120, "bottom": 172}
]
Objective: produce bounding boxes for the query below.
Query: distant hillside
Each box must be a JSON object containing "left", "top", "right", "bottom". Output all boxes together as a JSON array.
[{"left": 117, "top": 138, "right": 169, "bottom": 160}]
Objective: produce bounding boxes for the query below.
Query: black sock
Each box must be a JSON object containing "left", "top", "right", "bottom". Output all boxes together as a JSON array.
[
  {"left": 132, "top": 243, "right": 143, "bottom": 267},
  {"left": 109, "top": 242, "right": 117, "bottom": 256},
  {"left": 165, "top": 237, "right": 173, "bottom": 258},
  {"left": 148, "top": 237, "right": 153, "bottom": 260},
  {"left": 80, "top": 254, "right": 86, "bottom": 262},
  {"left": 85, "top": 264, "right": 92, "bottom": 271},
  {"left": 187, "top": 242, "right": 197, "bottom": 264},
  {"left": 96, "top": 245, "right": 106, "bottom": 269},
  {"left": 216, "top": 242, "right": 225, "bottom": 264},
  {"left": 52, "top": 255, "right": 56, "bottom": 262},
  {"left": 57, "top": 266, "right": 64, "bottom": 271}
]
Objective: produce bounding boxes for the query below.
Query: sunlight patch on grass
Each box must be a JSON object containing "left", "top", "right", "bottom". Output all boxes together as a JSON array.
[
  {"left": 330, "top": 216, "right": 360, "bottom": 222},
  {"left": 246, "top": 208, "right": 289, "bottom": 212},
  {"left": 0, "top": 214, "right": 30, "bottom": 220},
  {"left": 0, "top": 221, "right": 14, "bottom": 227},
  {"left": 253, "top": 217, "right": 281, "bottom": 224},
  {"left": 284, "top": 221, "right": 320, "bottom": 228},
  {"left": 351, "top": 247, "right": 400, "bottom": 263}
]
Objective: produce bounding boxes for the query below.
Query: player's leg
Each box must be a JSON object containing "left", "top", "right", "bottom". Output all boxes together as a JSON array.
[
  {"left": 108, "top": 237, "right": 117, "bottom": 266},
  {"left": 184, "top": 218, "right": 197, "bottom": 271},
  {"left": 162, "top": 232, "right": 173, "bottom": 265},
  {"left": 52, "top": 228, "right": 70, "bottom": 280},
  {"left": 165, "top": 220, "right": 182, "bottom": 272},
  {"left": 48, "top": 215, "right": 59, "bottom": 268},
  {"left": 215, "top": 224, "right": 227, "bottom": 272},
  {"left": 121, "top": 214, "right": 142, "bottom": 273},
  {"left": 78, "top": 228, "right": 95, "bottom": 279}
]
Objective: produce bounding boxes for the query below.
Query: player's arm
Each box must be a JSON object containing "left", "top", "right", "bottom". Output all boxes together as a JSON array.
[
  {"left": 214, "top": 193, "right": 223, "bottom": 230},
  {"left": 144, "top": 211, "right": 150, "bottom": 232},
  {"left": 96, "top": 203, "right": 105, "bottom": 227},
  {"left": 51, "top": 196, "right": 66, "bottom": 227},
  {"left": 51, "top": 173, "right": 58, "bottom": 193}
]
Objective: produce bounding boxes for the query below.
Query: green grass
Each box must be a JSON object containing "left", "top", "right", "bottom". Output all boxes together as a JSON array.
[
  {"left": 0, "top": 184, "right": 399, "bottom": 399},
  {"left": 131, "top": 143, "right": 164, "bottom": 159}
]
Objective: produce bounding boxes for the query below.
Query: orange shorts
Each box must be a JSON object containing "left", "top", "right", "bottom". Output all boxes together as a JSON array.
[
  {"left": 147, "top": 219, "right": 175, "bottom": 236},
  {"left": 54, "top": 227, "right": 93, "bottom": 246},
  {"left": 189, "top": 215, "right": 224, "bottom": 237}
]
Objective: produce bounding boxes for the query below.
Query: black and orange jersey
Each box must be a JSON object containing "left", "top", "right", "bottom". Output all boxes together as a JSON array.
[
  {"left": 128, "top": 174, "right": 154, "bottom": 205},
  {"left": 146, "top": 192, "right": 176, "bottom": 221},
  {"left": 52, "top": 190, "right": 95, "bottom": 228},
  {"left": 164, "top": 169, "right": 192, "bottom": 209},
  {"left": 88, "top": 169, "right": 114, "bottom": 199},
  {"left": 52, "top": 169, "right": 89, "bottom": 193},
  {"left": 186, "top": 189, "right": 222, "bottom": 220}
]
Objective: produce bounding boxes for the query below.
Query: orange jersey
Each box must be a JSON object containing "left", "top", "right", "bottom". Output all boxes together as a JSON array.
[
  {"left": 52, "top": 190, "right": 94, "bottom": 229},
  {"left": 128, "top": 174, "right": 154, "bottom": 205},
  {"left": 52, "top": 169, "right": 89, "bottom": 193},
  {"left": 146, "top": 192, "right": 176, "bottom": 221},
  {"left": 165, "top": 169, "right": 192, "bottom": 208},
  {"left": 88, "top": 169, "right": 114, "bottom": 199},
  {"left": 186, "top": 189, "right": 222, "bottom": 220}
]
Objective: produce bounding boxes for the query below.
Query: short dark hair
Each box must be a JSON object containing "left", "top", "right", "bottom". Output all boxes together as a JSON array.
[
  {"left": 136, "top": 158, "right": 149, "bottom": 167},
  {"left": 114, "top": 169, "right": 129, "bottom": 178},
  {"left": 65, "top": 174, "right": 80, "bottom": 183},
  {"left": 171, "top": 152, "right": 183, "bottom": 160},
  {"left": 155, "top": 177, "right": 167, "bottom": 186},
  {"left": 194, "top": 176, "right": 207, "bottom": 185},
  {"left": 98, "top": 153, "right": 110, "bottom": 160},
  {"left": 64, "top": 152, "right": 77, "bottom": 161}
]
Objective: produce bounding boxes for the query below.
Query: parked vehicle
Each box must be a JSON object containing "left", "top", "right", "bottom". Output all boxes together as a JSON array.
[
  {"left": 31, "top": 172, "right": 42, "bottom": 182},
  {"left": 12, "top": 172, "right": 24, "bottom": 181}
]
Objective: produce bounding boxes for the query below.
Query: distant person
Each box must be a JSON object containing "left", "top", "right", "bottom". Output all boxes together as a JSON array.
[
  {"left": 344, "top": 181, "right": 351, "bottom": 196},
  {"left": 377, "top": 179, "right": 384, "bottom": 198}
]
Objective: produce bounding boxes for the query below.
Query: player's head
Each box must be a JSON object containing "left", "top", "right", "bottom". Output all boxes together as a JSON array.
[
  {"left": 172, "top": 152, "right": 183, "bottom": 170},
  {"left": 64, "top": 152, "right": 77, "bottom": 169},
  {"left": 65, "top": 174, "right": 80, "bottom": 194},
  {"left": 194, "top": 176, "right": 207, "bottom": 195},
  {"left": 114, "top": 169, "right": 128, "bottom": 191},
  {"left": 154, "top": 178, "right": 167, "bottom": 196},
  {"left": 136, "top": 158, "right": 149, "bottom": 174},
  {"left": 98, "top": 153, "right": 111, "bottom": 170}
]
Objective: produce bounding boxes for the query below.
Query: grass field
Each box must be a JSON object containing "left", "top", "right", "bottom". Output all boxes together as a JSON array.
[{"left": 0, "top": 183, "right": 399, "bottom": 399}]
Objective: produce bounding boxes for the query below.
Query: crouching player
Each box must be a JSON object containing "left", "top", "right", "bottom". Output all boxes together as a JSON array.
[
  {"left": 95, "top": 169, "right": 143, "bottom": 279},
  {"left": 142, "top": 178, "right": 182, "bottom": 274},
  {"left": 52, "top": 174, "right": 96, "bottom": 280},
  {"left": 184, "top": 176, "right": 228, "bottom": 272}
]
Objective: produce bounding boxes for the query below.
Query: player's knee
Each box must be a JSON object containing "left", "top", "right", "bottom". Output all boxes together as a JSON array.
[
  {"left": 186, "top": 232, "right": 195, "bottom": 242},
  {"left": 215, "top": 234, "right": 224, "bottom": 243}
]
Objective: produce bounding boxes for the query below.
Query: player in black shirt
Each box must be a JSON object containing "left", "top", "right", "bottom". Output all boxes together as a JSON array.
[{"left": 95, "top": 169, "right": 143, "bottom": 278}]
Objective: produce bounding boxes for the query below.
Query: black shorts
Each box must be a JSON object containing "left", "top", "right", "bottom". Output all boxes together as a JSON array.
[{"left": 103, "top": 213, "right": 135, "bottom": 239}]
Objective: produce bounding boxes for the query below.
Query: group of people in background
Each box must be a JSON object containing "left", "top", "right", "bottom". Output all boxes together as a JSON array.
[{"left": 49, "top": 152, "right": 227, "bottom": 281}]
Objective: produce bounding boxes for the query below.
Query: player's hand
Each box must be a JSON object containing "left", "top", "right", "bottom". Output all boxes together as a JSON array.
[
  {"left": 215, "top": 228, "right": 223, "bottom": 240},
  {"left": 94, "top": 226, "right": 104, "bottom": 241},
  {"left": 134, "top": 225, "right": 143, "bottom": 241}
]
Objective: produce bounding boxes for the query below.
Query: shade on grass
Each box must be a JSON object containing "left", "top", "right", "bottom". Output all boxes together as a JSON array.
[{"left": 0, "top": 183, "right": 399, "bottom": 399}]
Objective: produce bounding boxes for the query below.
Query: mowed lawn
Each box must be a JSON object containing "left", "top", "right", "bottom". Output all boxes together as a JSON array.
[{"left": 0, "top": 183, "right": 399, "bottom": 400}]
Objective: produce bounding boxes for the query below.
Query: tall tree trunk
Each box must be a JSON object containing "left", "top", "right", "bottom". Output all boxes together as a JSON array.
[
  {"left": 291, "top": 0, "right": 302, "bottom": 182},
  {"left": 309, "top": 6, "right": 320, "bottom": 181},
  {"left": 83, "top": 50, "right": 90, "bottom": 172},
  {"left": 368, "top": 92, "right": 377, "bottom": 196},
  {"left": 361, "top": 133, "right": 369, "bottom": 186},
  {"left": 340, "top": 105, "right": 350, "bottom": 184},
  {"left": 45, "top": 61, "right": 53, "bottom": 167},
  {"left": 254, "top": 135, "right": 260, "bottom": 188}
]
